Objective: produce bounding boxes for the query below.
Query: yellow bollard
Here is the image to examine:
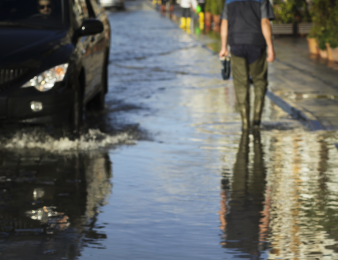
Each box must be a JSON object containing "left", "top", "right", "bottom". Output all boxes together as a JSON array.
[
  {"left": 199, "top": 12, "right": 204, "bottom": 23},
  {"left": 199, "top": 12, "right": 204, "bottom": 30},
  {"left": 186, "top": 17, "right": 191, "bottom": 34}
]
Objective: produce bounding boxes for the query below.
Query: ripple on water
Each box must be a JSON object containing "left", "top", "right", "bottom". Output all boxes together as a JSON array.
[{"left": 0, "top": 128, "right": 136, "bottom": 151}]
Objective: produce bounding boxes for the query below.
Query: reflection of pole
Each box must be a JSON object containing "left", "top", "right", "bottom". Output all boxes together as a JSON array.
[
  {"left": 290, "top": 135, "right": 301, "bottom": 256},
  {"left": 317, "top": 139, "right": 328, "bottom": 197},
  {"left": 219, "top": 176, "right": 229, "bottom": 246},
  {"left": 253, "top": 131, "right": 270, "bottom": 246}
]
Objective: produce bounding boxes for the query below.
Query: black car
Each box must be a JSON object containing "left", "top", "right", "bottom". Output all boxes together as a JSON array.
[{"left": 0, "top": 0, "right": 111, "bottom": 133}]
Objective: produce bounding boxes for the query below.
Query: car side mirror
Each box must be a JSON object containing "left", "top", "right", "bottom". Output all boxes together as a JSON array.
[{"left": 77, "top": 19, "right": 104, "bottom": 37}]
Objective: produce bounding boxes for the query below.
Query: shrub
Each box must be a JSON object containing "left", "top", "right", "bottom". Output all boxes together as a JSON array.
[
  {"left": 318, "top": 31, "right": 328, "bottom": 50},
  {"left": 273, "top": 0, "right": 310, "bottom": 24},
  {"left": 309, "top": 0, "right": 333, "bottom": 40},
  {"left": 327, "top": 3, "right": 338, "bottom": 49}
]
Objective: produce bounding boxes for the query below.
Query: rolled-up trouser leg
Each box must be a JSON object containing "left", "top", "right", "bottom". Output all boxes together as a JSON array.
[
  {"left": 249, "top": 52, "right": 268, "bottom": 126},
  {"left": 231, "top": 53, "right": 250, "bottom": 130}
]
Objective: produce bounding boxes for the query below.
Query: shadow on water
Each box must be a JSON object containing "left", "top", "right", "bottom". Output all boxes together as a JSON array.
[{"left": 0, "top": 150, "right": 112, "bottom": 259}]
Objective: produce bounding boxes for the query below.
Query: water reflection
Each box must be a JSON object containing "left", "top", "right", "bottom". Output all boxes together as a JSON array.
[
  {"left": 220, "top": 131, "right": 267, "bottom": 258},
  {"left": 218, "top": 130, "right": 338, "bottom": 259},
  {"left": 0, "top": 150, "right": 112, "bottom": 259},
  {"left": 265, "top": 133, "right": 338, "bottom": 259}
]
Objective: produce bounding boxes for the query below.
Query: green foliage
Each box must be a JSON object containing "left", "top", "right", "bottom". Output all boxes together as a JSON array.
[
  {"left": 318, "top": 31, "right": 328, "bottom": 50},
  {"left": 310, "top": 0, "right": 338, "bottom": 49},
  {"left": 205, "top": 0, "right": 224, "bottom": 15},
  {"left": 327, "top": 32, "right": 338, "bottom": 49},
  {"left": 327, "top": 4, "right": 338, "bottom": 49},
  {"left": 308, "top": 23, "right": 320, "bottom": 38},
  {"left": 273, "top": 0, "right": 311, "bottom": 24}
]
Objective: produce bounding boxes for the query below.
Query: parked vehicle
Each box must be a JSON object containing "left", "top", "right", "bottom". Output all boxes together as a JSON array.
[
  {"left": 0, "top": 0, "right": 111, "bottom": 133},
  {"left": 99, "top": 0, "right": 125, "bottom": 10}
]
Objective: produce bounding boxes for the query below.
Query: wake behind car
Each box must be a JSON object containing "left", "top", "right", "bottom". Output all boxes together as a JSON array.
[{"left": 0, "top": 0, "right": 111, "bottom": 133}]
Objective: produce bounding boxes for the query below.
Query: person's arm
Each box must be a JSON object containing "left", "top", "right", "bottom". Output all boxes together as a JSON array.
[
  {"left": 219, "top": 19, "right": 228, "bottom": 57},
  {"left": 191, "top": 0, "right": 198, "bottom": 11},
  {"left": 261, "top": 18, "right": 275, "bottom": 62},
  {"left": 219, "top": 3, "right": 228, "bottom": 57}
]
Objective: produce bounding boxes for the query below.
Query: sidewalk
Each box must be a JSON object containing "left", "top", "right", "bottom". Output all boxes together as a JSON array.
[
  {"left": 153, "top": 3, "right": 338, "bottom": 132},
  {"left": 269, "top": 38, "right": 338, "bottom": 131}
]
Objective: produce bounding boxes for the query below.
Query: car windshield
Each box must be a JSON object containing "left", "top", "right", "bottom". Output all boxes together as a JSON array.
[{"left": 0, "top": 0, "right": 67, "bottom": 29}]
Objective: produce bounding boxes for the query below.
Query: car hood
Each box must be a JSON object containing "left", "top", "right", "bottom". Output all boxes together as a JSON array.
[{"left": 0, "top": 28, "right": 73, "bottom": 69}]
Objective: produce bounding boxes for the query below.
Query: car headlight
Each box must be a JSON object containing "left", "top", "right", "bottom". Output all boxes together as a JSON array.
[{"left": 22, "top": 64, "right": 69, "bottom": 92}]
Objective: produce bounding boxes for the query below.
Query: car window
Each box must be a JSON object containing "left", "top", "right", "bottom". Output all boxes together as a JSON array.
[{"left": 0, "top": 0, "right": 67, "bottom": 29}]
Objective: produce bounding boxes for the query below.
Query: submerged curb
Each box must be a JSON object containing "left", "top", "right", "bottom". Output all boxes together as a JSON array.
[{"left": 265, "top": 90, "right": 324, "bottom": 131}]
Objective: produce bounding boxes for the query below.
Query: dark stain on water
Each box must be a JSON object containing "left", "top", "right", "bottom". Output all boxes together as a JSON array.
[{"left": 0, "top": 150, "right": 112, "bottom": 259}]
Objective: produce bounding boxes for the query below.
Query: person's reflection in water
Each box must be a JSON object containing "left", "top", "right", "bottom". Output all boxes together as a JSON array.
[{"left": 220, "top": 130, "right": 268, "bottom": 258}]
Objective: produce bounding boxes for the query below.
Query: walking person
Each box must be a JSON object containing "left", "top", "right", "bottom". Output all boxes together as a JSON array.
[
  {"left": 179, "top": 0, "right": 197, "bottom": 31},
  {"left": 160, "top": 0, "right": 174, "bottom": 13},
  {"left": 219, "top": 0, "right": 275, "bottom": 130}
]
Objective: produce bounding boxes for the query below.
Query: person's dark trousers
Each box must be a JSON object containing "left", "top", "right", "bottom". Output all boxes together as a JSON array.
[
  {"left": 231, "top": 51, "right": 268, "bottom": 129},
  {"left": 181, "top": 7, "right": 191, "bottom": 18}
]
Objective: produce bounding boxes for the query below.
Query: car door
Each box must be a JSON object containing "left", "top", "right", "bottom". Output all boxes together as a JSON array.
[
  {"left": 72, "top": 0, "right": 94, "bottom": 98},
  {"left": 84, "top": 0, "right": 107, "bottom": 97}
]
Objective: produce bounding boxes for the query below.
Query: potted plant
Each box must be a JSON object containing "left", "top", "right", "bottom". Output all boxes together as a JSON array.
[
  {"left": 205, "top": 0, "right": 223, "bottom": 32},
  {"left": 318, "top": 31, "right": 328, "bottom": 59},
  {"left": 307, "top": 26, "right": 319, "bottom": 55},
  {"left": 326, "top": 4, "right": 338, "bottom": 62},
  {"left": 330, "top": 41, "right": 338, "bottom": 63},
  {"left": 205, "top": 0, "right": 212, "bottom": 29},
  {"left": 308, "top": 0, "right": 333, "bottom": 58},
  {"left": 325, "top": 30, "right": 338, "bottom": 62}
]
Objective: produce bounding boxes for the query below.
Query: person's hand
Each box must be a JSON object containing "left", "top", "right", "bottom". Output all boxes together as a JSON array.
[
  {"left": 267, "top": 46, "right": 275, "bottom": 62},
  {"left": 219, "top": 47, "right": 229, "bottom": 58}
]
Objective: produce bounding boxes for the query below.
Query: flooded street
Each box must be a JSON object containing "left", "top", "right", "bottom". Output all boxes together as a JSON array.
[{"left": 1, "top": 1, "right": 338, "bottom": 259}]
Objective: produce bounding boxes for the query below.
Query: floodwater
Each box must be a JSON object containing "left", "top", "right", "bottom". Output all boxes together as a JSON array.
[{"left": 1, "top": 1, "right": 338, "bottom": 259}]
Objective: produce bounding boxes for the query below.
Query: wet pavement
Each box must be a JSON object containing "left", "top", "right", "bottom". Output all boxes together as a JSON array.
[
  {"left": 268, "top": 37, "right": 338, "bottom": 131},
  {"left": 161, "top": 4, "right": 338, "bottom": 132},
  {"left": 1, "top": 1, "right": 338, "bottom": 259}
]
